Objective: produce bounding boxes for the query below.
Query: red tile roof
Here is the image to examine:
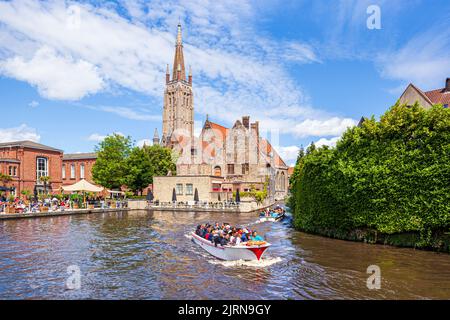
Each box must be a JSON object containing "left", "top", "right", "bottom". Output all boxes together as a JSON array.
[
  {"left": 424, "top": 88, "right": 450, "bottom": 105},
  {"left": 288, "top": 167, "right": 295, "bottom": 175}
]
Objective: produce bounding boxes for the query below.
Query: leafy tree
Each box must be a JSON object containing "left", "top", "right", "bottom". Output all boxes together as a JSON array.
[
  {"left": 125, "top": 146, "right": 152, "bottom": 195},
  {"left": 145, "top": 144, "right": 176, "bottom": 178},
  {"left": 125, "top": 144, "right": 176, "bottom": 195},
  {"left": 92, "top": 134, "right": 133, "bottom": 189},
  {"left": 289, "top": 103, "right": 450, "bottom": 251},
  {"left": 39, "top": 176, "right": 51, "bottom": 195}
]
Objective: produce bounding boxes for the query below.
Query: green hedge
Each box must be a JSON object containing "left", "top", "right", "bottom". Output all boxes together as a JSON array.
[{"left": 289, "top": 103, "right": 450, "bottom": 251}]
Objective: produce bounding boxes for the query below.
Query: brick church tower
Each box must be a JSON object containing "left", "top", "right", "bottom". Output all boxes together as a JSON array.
[{"left": 161, "top": 23, "right": 194, "bottom": 148}]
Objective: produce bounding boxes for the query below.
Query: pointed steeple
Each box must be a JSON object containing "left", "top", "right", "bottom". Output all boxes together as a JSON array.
[
  {"left": 165, "top": 64, "right": 170, "bottom": 83},
  {"left": 188, "top": 65, "right": 192, "bottom": 85},
  {"left": 172, "top": 23, "right": 186, "bottom": 81},
  {"left": 153, "top": 128, "right": 160, "bottom": 146}
]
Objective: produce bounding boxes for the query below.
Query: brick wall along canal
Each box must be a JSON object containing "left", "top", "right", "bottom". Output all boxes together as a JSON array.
[{"left": 0, "top": 210, "right": 449, "bottom": 299}]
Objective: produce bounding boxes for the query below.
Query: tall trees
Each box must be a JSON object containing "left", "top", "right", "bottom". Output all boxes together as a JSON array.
[
  {"left": 92, "top": 134, "right": 133, "bottom": 190},
  {"left": 92, "top": 134, "right": 176, "bottom": 194},
  {"left": 289, "top": 103, "right": 450, "bottom": 249},
  {"left": 125, "top": 144, "right": 176, "bottom": 195}
]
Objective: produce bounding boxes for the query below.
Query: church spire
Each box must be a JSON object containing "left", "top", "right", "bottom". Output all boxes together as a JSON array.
[
  {"left": 153, "top": 128, "right": 160, "bottom": 146},
  {"left": 172, "top": 23, "right": 186, "bottom": 81}
]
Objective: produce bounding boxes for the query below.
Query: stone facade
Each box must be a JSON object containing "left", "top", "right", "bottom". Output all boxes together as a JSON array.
[
  {"left": 153, "top": 175, "right": 226, "bottom": 203},
  {"left": 153, "top": 24, "right": 289, "bottom": 202},
  {"left": 162, "top": 23, "right": 194, "bottom": 147}
]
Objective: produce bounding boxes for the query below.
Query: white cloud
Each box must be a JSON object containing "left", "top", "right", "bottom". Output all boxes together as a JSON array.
[
  {"left": 280, "top": 42, "right": 321, "bottom": 64},
  {"left": 0, "top": 124, "right": 40, "bottom": 142},
  {"left": 87, "top": 132, "right": 124, "bottom": 142},
  {"left": 314, "top": 136, "right": 340, "bottom": 148},
  {"left": 95, "top": 106, "right": 161, "bottom": 121},
  {"left": 378, "top": 21, "right": 450, "bottom": 90},
  {"left": 0, "top": 0, "right": 355, "bottom": 138},
  {"left": 28, "top": 100, "right": 39, "bottom": 108},
  {"left": 137, "top": 139, "right": 152, "bottom": 147},
  {"left": 87, "top": 133, "right": 106, "bottom": 142},
  {"left": 290, "top": 117, "right": 357, "bottom": 138},
  {"left": 0, "top": 46, "right": 104, "bottom": 100},
  {"left": 277, "top": 145, "right": 300, "bottom": 165}
]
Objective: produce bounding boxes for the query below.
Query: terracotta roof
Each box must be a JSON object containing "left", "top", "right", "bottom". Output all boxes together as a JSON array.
[
  {"left": 259, "top": 138, "right": 287, "bottom": 168},
  {"left": 204, "top": 120, "right": 228, "bottom": 139},
  {"left": 288, "top": 167, "right": 295, "bottom": 175},
  {"left": 63, "top": 152, "right": 97, "bottom": 160},
  {"left": 424, "top": 88, "right": 450, "bottom": 105},
  {"left": 0, "top": 140, "right": 63, "bottom": 153}
]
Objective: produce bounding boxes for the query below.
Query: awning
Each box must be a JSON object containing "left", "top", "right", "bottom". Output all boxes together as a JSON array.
[
  {"left": 62, "top": 179, "right": 104, "bottom": 192},
  {"left": 212, "top": 180, "right": 223, "bottom": 184}
]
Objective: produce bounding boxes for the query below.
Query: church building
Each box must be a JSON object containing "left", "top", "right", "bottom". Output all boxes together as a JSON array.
[{"left": 153, "top": 24, "right": 289, "bottom": 204}]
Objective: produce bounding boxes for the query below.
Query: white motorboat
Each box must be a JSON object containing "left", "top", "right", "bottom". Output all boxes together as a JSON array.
[
  {"left": 258, "top": 212, "right": 286, "bottom": 222},
  {"left": 191, "top": 232, "right": 271, "bottom": 261}
]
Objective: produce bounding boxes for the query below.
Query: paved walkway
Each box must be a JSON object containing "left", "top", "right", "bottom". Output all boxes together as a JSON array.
[{"left": 0, "top": 208, "right": 130, "bottom": 220}]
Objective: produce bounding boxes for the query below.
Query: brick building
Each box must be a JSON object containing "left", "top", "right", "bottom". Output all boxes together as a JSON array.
[
  {"left": 0, "top": 141, "right": 64, "bottom": 196},
  {"left": 0, "top": 141, "right": 98, "bottom": 196},
  {"left": 62, "top": 153, "right": 97, "bottom": 184}
]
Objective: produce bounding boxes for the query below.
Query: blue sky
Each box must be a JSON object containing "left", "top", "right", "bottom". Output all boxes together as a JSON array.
[{"left": 0, "top": 0, "right": 449, "bottom": 165}]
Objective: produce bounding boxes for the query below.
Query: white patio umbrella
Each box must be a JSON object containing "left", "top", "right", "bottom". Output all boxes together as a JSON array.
[
  {"left": 62, "top": 179, "right": 104, "bottom": 205},
  {"left": 62, "top": 179, "right": 104, "bottom": 193}
]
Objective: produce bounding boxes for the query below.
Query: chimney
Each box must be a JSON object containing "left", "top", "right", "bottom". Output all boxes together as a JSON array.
[
  {"left": 446, "top": 78, "right": 450, "bottom": 91},
  {"left": 242, "top": 116, "right": 250, "bottom": 129}
]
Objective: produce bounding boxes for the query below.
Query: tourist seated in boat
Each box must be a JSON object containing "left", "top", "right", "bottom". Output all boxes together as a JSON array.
[
  {"left": 241, "top": 228, "right": 250, "bottom": 242},
  {"left": 250, "top": 231, "right": 264, "bottom": 241},
  {"left": 229, "top": 231, "right": 242, "bottom": 246}
]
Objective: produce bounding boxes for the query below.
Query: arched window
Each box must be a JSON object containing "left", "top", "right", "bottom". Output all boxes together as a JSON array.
[
  {"left": 214, "top": 166, "right": 222, "bottom": 177},
  {"left": 281, "top": 171, "right": 286, "bottom": 190}
]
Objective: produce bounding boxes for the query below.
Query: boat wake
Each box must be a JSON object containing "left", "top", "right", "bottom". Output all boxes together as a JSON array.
[{"left": 208, "top": 256, "right": 282, "bottom": 268}]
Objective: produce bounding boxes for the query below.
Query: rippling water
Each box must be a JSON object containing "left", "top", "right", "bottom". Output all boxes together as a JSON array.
[{"left": 0, "top": 210, "right": 449, "bottom": 299}]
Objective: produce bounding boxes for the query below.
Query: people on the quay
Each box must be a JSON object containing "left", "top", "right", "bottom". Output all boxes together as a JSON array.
[{"left": 195, "top": 223, "right": 265, "bottom": 247}]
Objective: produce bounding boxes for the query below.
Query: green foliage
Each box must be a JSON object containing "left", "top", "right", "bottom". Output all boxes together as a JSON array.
[
  {"left": 125, "top": 144, "right": 176, "bottom": 195},
  {"left": 21, "top": 189, "right": 32, "bottom": 200},
  {"left": 290, "top": 103, "right": 450, "bottom": 249},
  {"left": 0, "top": 173, "right": 12, "bottom": 185},
  {"left": 233, "top": 178, "right": 269, "bottom": 203},
  {"left": 92, "top": 134, "right": 133, "bottom": 189},
  {"left": 92, "top": 134, "right": 176, "bottom": 194}
]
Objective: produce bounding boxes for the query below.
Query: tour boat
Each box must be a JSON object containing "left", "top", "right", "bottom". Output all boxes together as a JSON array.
[
  {"left": 258, "top": 211, "right": 286, "bottom": 222},
  {"left": 191, "top": 232, "right": 271, "bottom": 261}
]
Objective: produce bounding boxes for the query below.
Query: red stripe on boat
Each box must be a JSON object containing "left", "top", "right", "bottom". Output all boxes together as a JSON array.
[{"left": 247, "top": 246, "right": 268, "bottom": 261}]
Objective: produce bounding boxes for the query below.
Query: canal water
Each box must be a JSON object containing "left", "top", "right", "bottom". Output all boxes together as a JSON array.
[{"left": 0, "top": 210, "right": 449, "bottom": 299}]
